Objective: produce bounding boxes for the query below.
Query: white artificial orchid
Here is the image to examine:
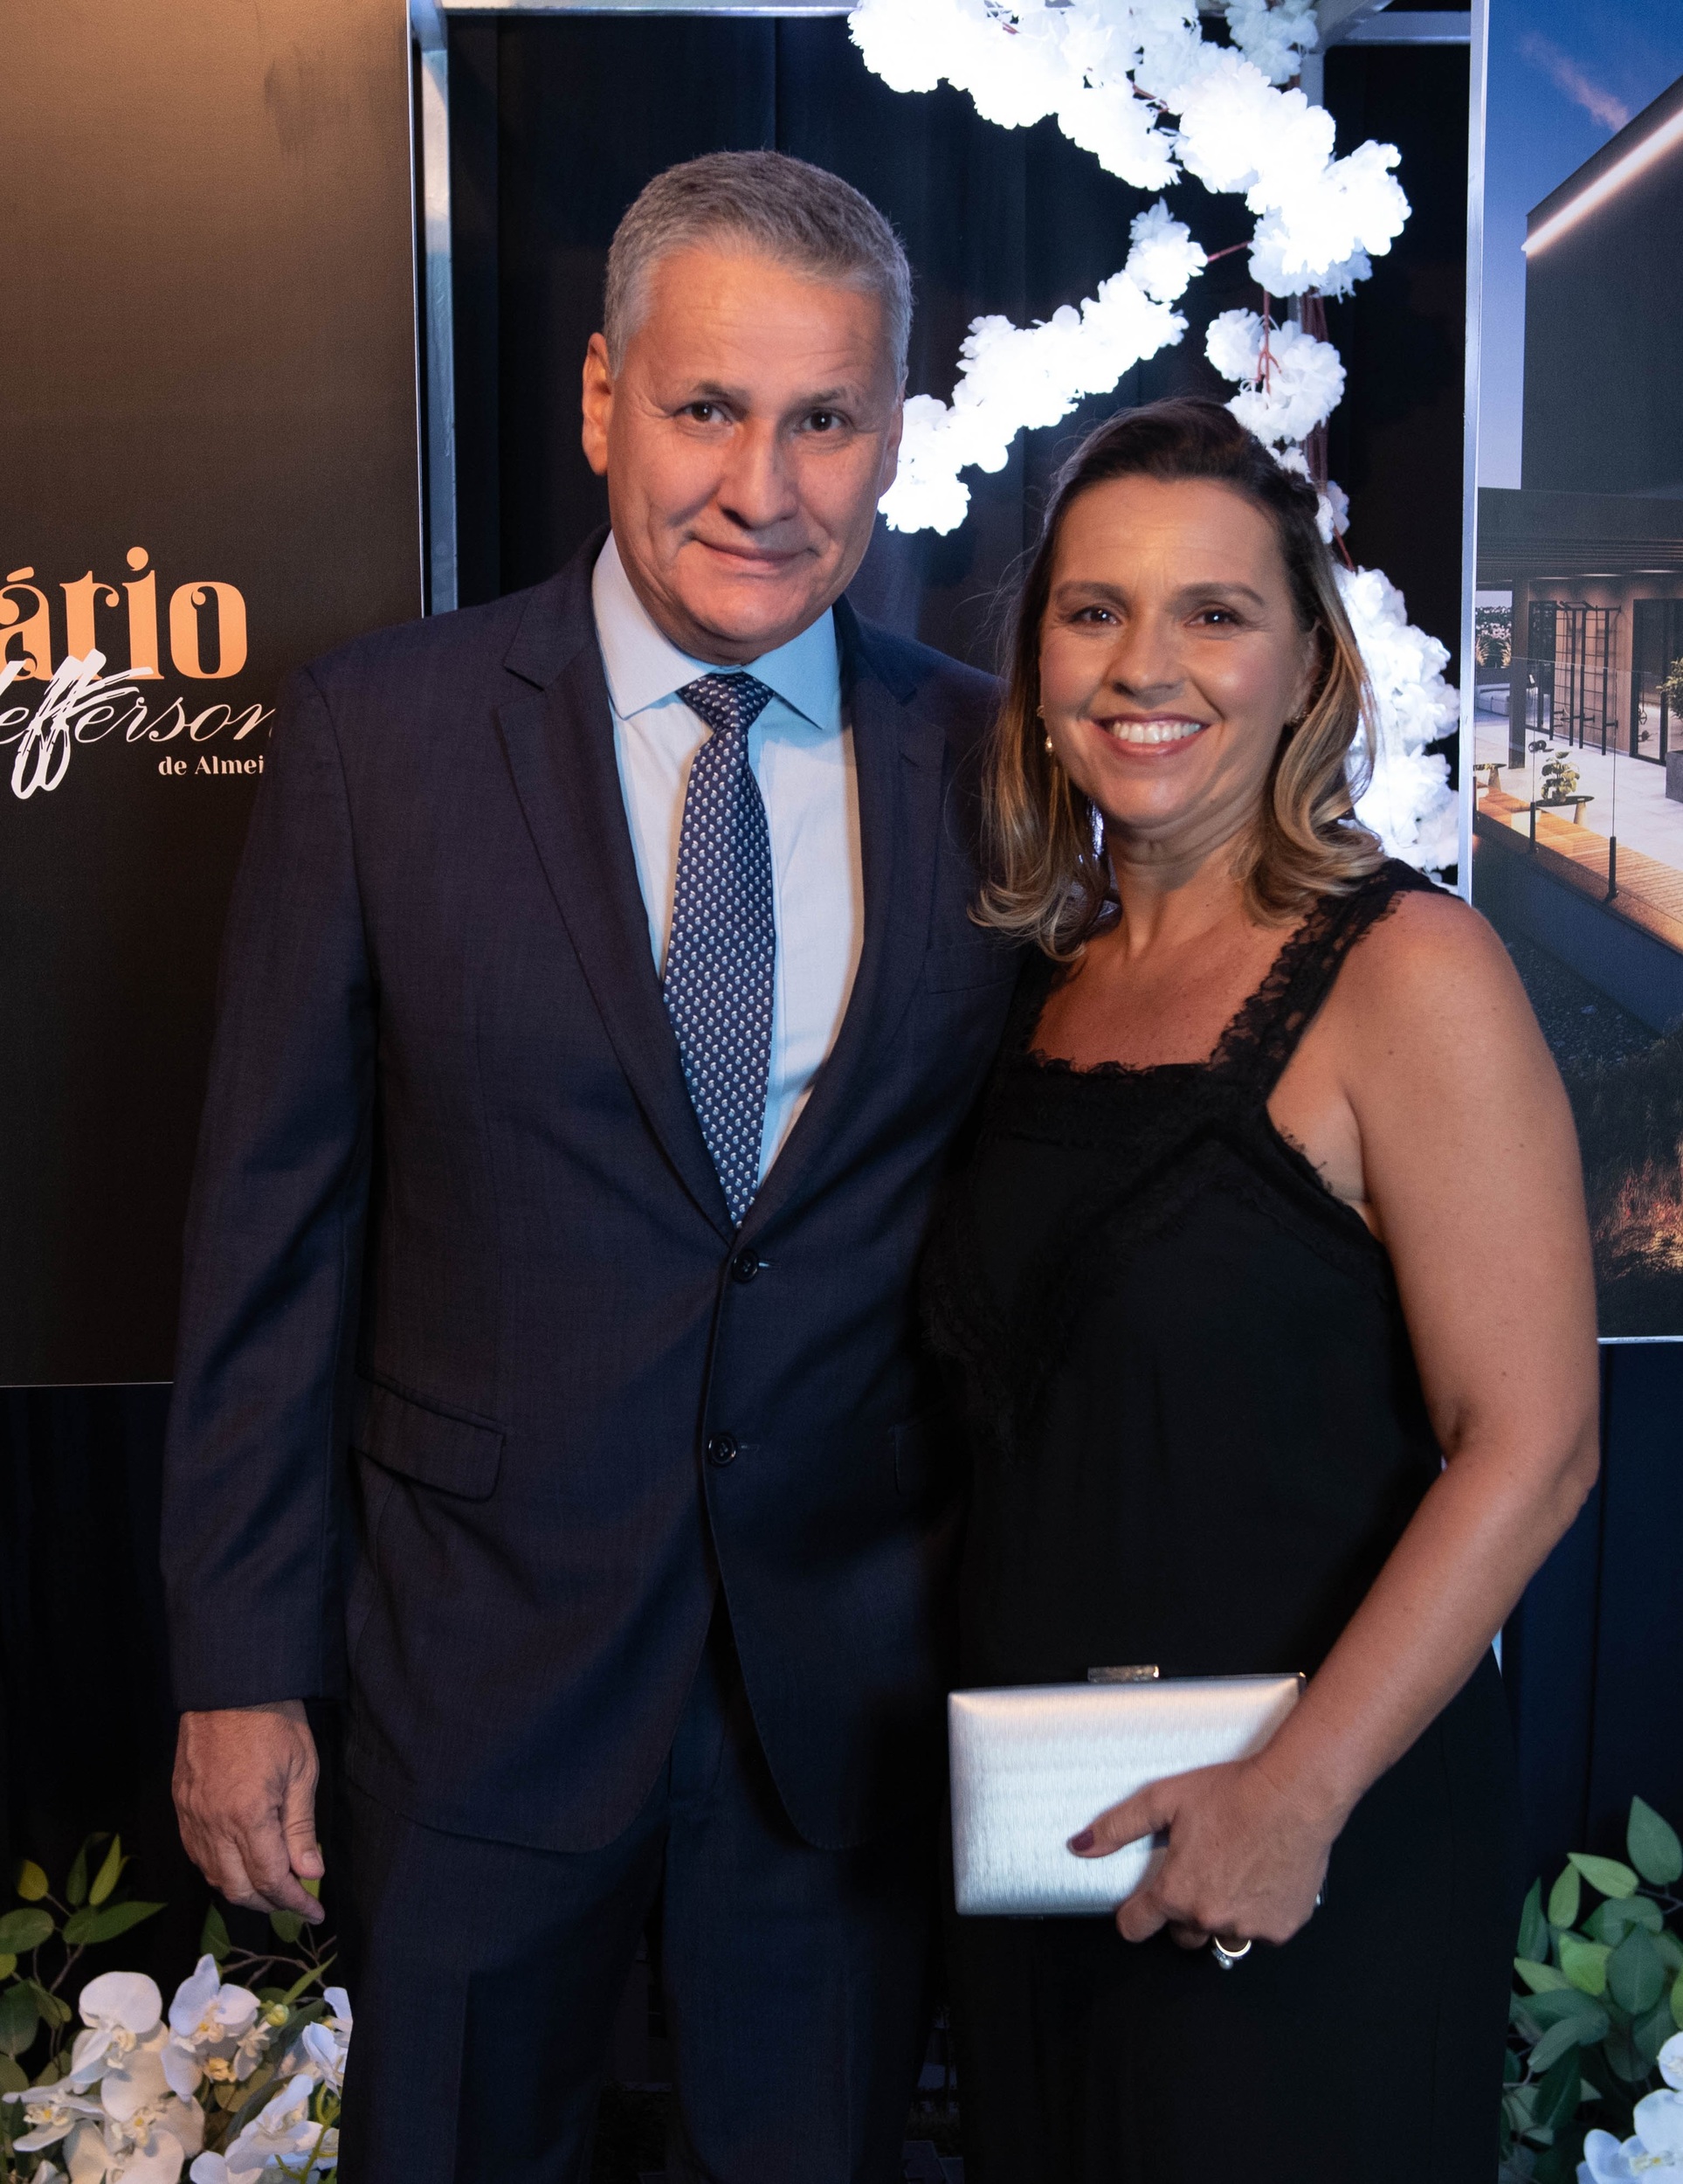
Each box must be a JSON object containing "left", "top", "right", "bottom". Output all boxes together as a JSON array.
[
  {"left": 100, "top": 2027, "right": 170, "bottom": 2125},
  {"left": 189, "top": 2075, "right": 335, "bottom": 2184},
  {"left": 63, "top": 1975, "right": 165, "bottom": 2095},
  {"left": 61, "top": 2118, "right": 113, "bottom": 2184},
  {"left": 286, "top": 1990, "right": 350, "bottom": 2097},
  {"left": 81, "top": 2024, "right": 202, "bottom": 2182},
  {"left": 3, "top": 2078, "right": 104, "bottom": 2153},
  {"left": 162, "top": 1959, "right": 266, "bottom": 2098},
  {"left": 1577, "top": 2035, "right": 1683, "bottom": 2179}
]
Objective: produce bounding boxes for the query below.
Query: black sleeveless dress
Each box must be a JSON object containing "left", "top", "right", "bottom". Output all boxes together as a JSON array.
[{"left": 923, "top": 862, "right": 1519, "bottom": 2184}]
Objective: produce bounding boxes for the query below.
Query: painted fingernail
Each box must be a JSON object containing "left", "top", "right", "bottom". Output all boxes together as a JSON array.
[{"left": 1068, "top": 1828, "right": 1096, "bottom": 1854}]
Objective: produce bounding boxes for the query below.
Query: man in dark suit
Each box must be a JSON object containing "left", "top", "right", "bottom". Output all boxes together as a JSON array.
[{"left": 162, "top": 150, "right": 1017, "bottom": 2182}]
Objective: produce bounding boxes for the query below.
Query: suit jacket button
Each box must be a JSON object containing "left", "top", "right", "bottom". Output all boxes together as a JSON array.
[
  {"left": 730, "top": 1250, "right": 762, "bottom": 1284},
  {"left": 706, "top": 1433, "right": 739, "bottom": 1467}
]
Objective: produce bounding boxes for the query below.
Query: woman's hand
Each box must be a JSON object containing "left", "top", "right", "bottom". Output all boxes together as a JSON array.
[{"left": 1069, "top": 1753, "right": 1337, "bottom": 1949}]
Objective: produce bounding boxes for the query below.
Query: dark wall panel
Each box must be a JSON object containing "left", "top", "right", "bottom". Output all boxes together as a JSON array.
[{"left": 1324, "top": 43, "right": 1470, "bottom": 665}]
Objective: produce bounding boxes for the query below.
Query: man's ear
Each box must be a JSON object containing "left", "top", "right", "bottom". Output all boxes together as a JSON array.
[
  {"left": 879, "top": 386, "right": 905, "bottom": 499},
  {"left": 581, "top": 333, "right": 614, "bottom": 478}
]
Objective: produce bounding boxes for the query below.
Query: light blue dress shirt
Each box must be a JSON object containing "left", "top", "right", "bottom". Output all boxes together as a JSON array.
[{"left": 591, "top": 532, "right": 865, "bottom": 1183}]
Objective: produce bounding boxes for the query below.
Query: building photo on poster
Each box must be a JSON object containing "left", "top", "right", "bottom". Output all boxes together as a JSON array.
[{"left": 1470, "top": 0, "right": 1683, "bottom": 1336}]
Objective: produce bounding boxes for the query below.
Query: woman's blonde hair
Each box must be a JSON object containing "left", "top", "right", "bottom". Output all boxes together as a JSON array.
[{"left": 976, "top": 397, "right": 1384, "bottom": 959}]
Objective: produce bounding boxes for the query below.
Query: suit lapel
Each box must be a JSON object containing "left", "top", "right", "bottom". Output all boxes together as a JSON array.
[
  {"left": 496, "top": 544, "right": 733, "bottom": 1239},
  {"left": 739, "top": 604, "right": 945, "bottom": 1241}
]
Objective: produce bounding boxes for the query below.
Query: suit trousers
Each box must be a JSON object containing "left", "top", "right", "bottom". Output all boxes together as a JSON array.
[{"left": 335, "top": 1611, "right": 935, "bottom": 2184}]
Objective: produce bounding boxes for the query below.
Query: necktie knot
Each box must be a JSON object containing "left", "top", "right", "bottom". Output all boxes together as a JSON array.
[{"left": 679, "top": 672, "right": 776, "bottom": 743}]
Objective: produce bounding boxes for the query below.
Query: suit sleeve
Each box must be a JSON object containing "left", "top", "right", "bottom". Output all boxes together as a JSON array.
[{"left": 161, "top": 666, "right": 375, "bottom": 1711}]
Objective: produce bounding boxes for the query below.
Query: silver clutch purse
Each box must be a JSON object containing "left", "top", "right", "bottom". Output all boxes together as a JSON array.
[{"left": 949, "top": 1668, "right": 1303, "bottom": 1916}]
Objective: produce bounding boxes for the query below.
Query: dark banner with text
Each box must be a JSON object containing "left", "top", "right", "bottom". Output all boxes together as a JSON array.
[{"left": 0, "top": 0, "right": 422, "bottom": 1383}]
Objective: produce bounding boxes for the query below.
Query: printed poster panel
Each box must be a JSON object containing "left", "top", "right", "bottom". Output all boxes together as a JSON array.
[
  {"left": 1470, "top": 0, "right": 1683, "bottom": 1335},
  {"left": 0, "top": 0, "right": 422, "bottom": 1384}
]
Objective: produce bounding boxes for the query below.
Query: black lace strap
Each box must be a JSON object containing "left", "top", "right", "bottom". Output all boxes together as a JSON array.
[{"left": 1211, "top": 859, "right": 1440, "bottom": 1099}]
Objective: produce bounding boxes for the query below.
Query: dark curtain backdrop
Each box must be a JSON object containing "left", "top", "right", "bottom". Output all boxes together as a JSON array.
[{"left": 4, "top": 17, "right": 1678, "bottom": 1980}]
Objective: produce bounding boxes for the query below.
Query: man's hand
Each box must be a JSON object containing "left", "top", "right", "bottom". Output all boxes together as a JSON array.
[{"left": 173, "top": 1702, "right": 326, "bottom": 1924}]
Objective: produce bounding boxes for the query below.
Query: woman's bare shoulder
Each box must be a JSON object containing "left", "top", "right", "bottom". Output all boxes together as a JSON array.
[
  {"left": 1327, "top": 881, "right": 1549, "bottom": 1079},
  {"left": 1343, "top": 885, "right": 1522, "bottom": 1007}
]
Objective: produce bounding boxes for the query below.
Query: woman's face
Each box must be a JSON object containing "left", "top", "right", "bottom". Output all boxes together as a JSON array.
[{"left": 1038, "top": 474, "right": 1320, "bottom": 862}]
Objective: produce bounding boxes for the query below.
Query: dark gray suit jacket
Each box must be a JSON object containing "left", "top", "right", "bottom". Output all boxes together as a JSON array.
[{"left": 161, "top": 531, "right": 1021, "bottom": 1853}]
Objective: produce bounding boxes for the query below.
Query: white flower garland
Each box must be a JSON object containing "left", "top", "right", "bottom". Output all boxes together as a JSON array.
[{"left": 850, "top": 0, "right": 1458, "bottom": 874}]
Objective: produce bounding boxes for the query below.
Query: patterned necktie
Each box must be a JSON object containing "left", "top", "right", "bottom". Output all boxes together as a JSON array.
[{"left": 663, "top": 672, "right": 777, "bottom": 1226}]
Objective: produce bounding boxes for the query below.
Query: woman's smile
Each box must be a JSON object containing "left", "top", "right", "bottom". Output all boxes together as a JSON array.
[{"left": 1092, "top": 713, "right": 1211, "bottom": 750}]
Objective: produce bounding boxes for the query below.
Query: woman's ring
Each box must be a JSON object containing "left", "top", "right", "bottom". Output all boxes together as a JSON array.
[{"left": 1210, "top": 1935, "right": 1252, "bottom": 1970}]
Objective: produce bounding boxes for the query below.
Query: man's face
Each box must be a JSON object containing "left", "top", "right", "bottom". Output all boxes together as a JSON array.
[{"left": 581, "top": 245, "right": 903, "bottom": 665}]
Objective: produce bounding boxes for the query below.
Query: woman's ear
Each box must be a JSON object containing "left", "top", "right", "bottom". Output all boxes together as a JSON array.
[{"left": 1291, "top": 628, "right": 1325, "bottom": 725}]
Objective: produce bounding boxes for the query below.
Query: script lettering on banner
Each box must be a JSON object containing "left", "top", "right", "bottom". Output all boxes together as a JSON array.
[{"left": 0, "top": 550, "right": 273, "bottom": 801}]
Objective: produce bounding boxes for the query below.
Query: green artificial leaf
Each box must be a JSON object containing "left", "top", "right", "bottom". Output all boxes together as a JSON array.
[
  {"left": 1517, "top": 1958, "right": 1573, "bottom": 1994},
  {"left": 1636, "top": 1997, "right": 1676, "bottom": 2066},
  {"left": 13, "top": 1863, "right": 48, "bottom": 1905},
  {"left": 1609, "top": 1926, "right": 1668, "bottom": 2017},
  {"left": 1519, "top": 1881, "right": 1549, "bottom": 1964},
  {"left": 1513, "top": 1998, "right": 1548, "bottom": 2045},
  {"left": 1672, "top": 1966, "right": 1683, "bottom": 2030},
  {"left": 65, "top": 1836, "right": 104, "bottom": 1911},
  {"left": 1528, "top": 2019, "right": 1589, "bottom": 2074},
  {"left": 0, "top": 1958, "right": 11, "bottom": 1982},
  {"left": 0, "top": 1911, "right": 52, "bottom": 1957},
  {"left": 86, "top": 1837, "right": 124, "bottom": 1910},
  {"left": 1570, "top": 1853, "right": 1640, "bottom": 1901},
  {"left": 1548, "top": 1866, "right": 1583, "bottom": 1930},
  {"left": 1534, "top": 2043, "right": 1583, "bottom": 2135},
  {"left": 1521, "top": 1988, "right": 1609, "bottom": 2037},
  {"left": 1589, "top": 1897, "right": 1664, "bottom": 1945},
  {"left": 1657, "top": 1930, "right": 1683, "bottom": 1975},
  {"left": 279, "top": 1959, "right": 334, "bottom": 2010},
  {"left": 269, "top": 1910, "right": 304, "bottom": 1946},
  {"left": 0, "top": 2054, "right": 24, "bottom": 2095},
  {"left": 201, "top": 1905, "right": 231, "bottom": 1964},
  {"left": 0, "top": 1983, "right": 39, "bottom": 2058},
  {"left": 26, "top": 1984, "right": 72, "bottom": 2030},
  {"left": 61, "top": 1900, "right": 163, "bottom": 1948},
  {"left": 1629, "top": 1799, "right": 1683, "bottom": 1887},
  {"left": 300, "top": 1874, "right": 321, "bottom": 1901},
  {"left": 1605, "top": 2018, "right": 1651, "bottom": 2083},
  {"left": 1560, "top": 1934, "right": 1611, "bottom": 1995}
]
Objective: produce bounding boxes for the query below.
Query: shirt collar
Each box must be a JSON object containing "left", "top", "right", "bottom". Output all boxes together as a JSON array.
[{"left": 592, "top": 529, "right": 841, "bottom": 734}]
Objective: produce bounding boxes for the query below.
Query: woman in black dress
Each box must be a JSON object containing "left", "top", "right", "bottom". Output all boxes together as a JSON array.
[{"left": 926, "top": 399, "right": 1598, "bottom": 2181}]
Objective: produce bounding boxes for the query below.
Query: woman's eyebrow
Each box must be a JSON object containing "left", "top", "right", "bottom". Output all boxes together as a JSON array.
[
  {"left": 1169, "top": 579, "right": 1269, "bottom": 609},
  {"left": 1050, "top": 577, "right": 1271, "bottom": 610}
]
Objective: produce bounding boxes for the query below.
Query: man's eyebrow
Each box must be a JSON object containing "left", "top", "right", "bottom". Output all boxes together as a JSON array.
[
  {"left": 670, "top": 379, "right": 866, "bottom": 411},
  {"left": 677, "top": 379, "right": 747, "bottom": 405}
]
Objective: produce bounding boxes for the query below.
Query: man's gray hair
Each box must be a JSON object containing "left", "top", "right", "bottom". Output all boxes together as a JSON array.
[{"left": 604, "top": 150, "right": 912, "bottom": 381}]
